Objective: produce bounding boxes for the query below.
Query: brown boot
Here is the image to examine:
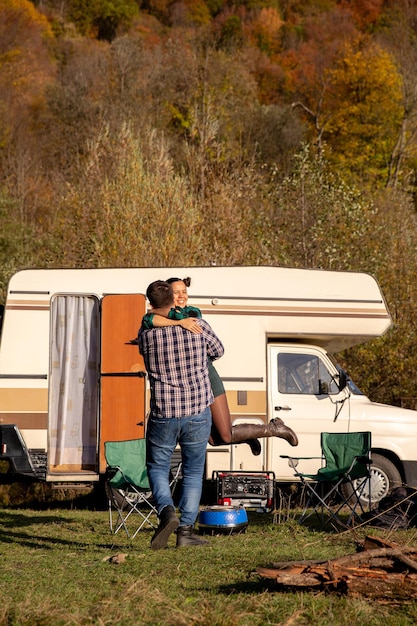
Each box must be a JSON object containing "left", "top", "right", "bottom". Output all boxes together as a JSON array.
[
  {"left": 231, "top": 420, "right": 298, "bottom": 447},
  {"left": 230, "top": 426, "right": 261, "bottom": 455},
  {"left": 229, "top": 428, "right": 262, "bottom": 456},
  {"left": 266, "top": 418, "right": 298, "bottom": 446},
  {"left": 247, "top": 438, "right": 261, "bottom": 455}
]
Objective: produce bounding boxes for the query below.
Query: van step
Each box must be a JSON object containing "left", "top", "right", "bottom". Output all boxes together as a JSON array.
[{"left": 29, "top": 449, "right": 47, "bottom": 480}]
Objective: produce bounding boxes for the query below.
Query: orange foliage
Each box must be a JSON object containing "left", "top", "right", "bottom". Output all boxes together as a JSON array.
[
  {"left": 271, "top": 6, "right": 359, "bottom": 103},
  {"left": 243, "top": 7, "right": 283, "bottom": 56},
  {"left": 339, "top": 0, "right": 385, "bottom": 29},
  {"left": 0, "top": 0, "right": 54, "bottom": 96}
]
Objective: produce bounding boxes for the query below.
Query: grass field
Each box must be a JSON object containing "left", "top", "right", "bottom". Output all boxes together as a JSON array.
[{"left": 0, "top": 494, "right": 417, "bottom": 626}]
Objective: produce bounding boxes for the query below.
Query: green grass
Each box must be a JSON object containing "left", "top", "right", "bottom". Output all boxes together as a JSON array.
[{"left": 0, "top": 503, "right": 416, "bottom": 626}]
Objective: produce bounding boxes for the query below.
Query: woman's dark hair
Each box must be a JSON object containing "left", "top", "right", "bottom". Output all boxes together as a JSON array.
[{"left": 166, "top": 276, "right": 191, "bottom": 287}]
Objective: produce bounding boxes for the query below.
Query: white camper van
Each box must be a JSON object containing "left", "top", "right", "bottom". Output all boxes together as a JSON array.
[{"left": 0, "top": 266, "right": 416, "bottom": 504}]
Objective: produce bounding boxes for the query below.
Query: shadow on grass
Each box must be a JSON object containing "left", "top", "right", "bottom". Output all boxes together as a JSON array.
[
  {"left": 206, "top": 577, "right": 282, "bottom": 596},
  {"left": 0, "top": 509, "right": 90, "bottom": 549}
]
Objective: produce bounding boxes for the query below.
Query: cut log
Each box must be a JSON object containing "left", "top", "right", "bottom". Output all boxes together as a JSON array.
[
  {"left": 256, "top": 535, "right": 417, "bottom": 599},
  {"left": 343, "top": 573, "right": 417, "bottom": 600}
]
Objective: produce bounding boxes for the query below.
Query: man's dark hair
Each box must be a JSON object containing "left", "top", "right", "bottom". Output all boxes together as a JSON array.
[{"left": 146, "top": 280, "right": 174, "bottom": 308}]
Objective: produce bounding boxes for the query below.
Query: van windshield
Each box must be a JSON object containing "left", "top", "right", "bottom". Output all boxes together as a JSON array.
[{"left": 346, "top": 377, "right": 364, "bottom": 395}]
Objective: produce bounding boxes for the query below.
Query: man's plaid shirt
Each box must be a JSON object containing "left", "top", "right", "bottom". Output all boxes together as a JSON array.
[{"left": 138, "top": 319, "right": 224, "bottom": 419}]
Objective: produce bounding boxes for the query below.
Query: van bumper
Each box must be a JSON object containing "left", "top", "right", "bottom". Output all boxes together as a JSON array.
[{"left": 403, "top": 461, "right": 417, "bottom": 487}]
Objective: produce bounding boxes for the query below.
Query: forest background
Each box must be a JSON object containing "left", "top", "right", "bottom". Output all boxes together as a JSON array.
[{"left": 1, "top": 0, "right": 417, "bottom": 408}]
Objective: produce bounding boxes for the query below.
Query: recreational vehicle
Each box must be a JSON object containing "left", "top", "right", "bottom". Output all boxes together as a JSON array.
[{"left": 0, "top": 266, "right": 416, "bottom": 504}]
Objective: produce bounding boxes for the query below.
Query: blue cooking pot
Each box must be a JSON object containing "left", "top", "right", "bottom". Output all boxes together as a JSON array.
[{"left": 198, "top": 505, "right": 248, "bottom": 533}]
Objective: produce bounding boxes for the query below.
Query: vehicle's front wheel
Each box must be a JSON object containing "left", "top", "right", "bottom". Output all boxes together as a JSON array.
[{"left": 341, "top": 453, "right": 402, "bottom": 507}]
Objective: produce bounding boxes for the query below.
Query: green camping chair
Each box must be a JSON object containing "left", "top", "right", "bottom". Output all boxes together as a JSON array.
[
  {"left": 105, "top": 438, "right": 182, "bottom": 539},
  {"left": 281, "top": 431, "right": 372, "bottom": 529},
  {"left": 105, "top": 438, "right": 158, "bottom": 538}
]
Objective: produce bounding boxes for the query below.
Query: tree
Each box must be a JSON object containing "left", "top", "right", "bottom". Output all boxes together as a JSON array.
[
  {"left": 67, "top": 0, "right": 138, "bottom": 41},
  {"left": 375, "top": 5, "right": 417, "bottom": 190},
  {"left": 0, "top": 190, "right": 51, "bottom": 303},
  {"left": 0, "top": 0, "right": 54, "bottom": 219},
  {"left": 270, "top": 143, "right": 379, "bottom": 269},
  {"left": 323, "top": 39, "right": 403, "bottom": 185},
  {"left": 276, "top": 4, "right": 359, "bottom": 144},
  {"left": 340, "top": 188, "right": 417, "bottom": 406},
  {"left": 54, "top": 124, "right": 206, "bottom": 267}
]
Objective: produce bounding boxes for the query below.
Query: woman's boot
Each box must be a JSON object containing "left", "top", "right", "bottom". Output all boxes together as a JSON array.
[
  {"left": 235, "top": 436, "right": 261, "bottom": 456},
  {"left": 231, "top": 419, "right": 298, "bottom": 447}
]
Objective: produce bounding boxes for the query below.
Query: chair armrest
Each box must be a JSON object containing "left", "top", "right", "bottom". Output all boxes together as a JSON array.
[
  {"left": 280, "top": 455, "right": 322, "bottom": 460},
  {"left": 280, "top": 454, "right": 323, "bottom": 474}
]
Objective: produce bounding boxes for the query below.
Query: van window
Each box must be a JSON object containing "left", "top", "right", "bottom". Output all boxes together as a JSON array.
[{"left": 277, "top": 352, "right": 339, "bottom": 395}]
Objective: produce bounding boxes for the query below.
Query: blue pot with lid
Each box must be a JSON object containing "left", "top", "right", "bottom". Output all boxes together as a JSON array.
[{"left": 198, "top": 505, "right": 248, "bottom": 533}]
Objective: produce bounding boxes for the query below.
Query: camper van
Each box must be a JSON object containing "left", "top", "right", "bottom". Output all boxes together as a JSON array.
[{"left": 1, "top": 266, "right": 416, "bottom": 504}]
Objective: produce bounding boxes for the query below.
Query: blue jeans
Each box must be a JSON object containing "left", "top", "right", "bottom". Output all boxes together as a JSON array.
[{"left": 146, "top": 406, "right": 211, "bottom": 527}]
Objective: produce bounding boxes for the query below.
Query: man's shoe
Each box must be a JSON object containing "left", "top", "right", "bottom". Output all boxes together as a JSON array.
[
  {"left": 268, "top": 418, "right": 299, "bottom": 446},
  {"left": 176, "top": 525, "right": 209, "bottom": 548},
  {"left": 151, "top": 505, "right": 179, "bottom": 551}
]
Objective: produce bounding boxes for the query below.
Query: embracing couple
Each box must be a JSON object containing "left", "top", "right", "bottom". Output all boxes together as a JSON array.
[{"left": 138, "top": 278, "right": 298, "bottom": 551}]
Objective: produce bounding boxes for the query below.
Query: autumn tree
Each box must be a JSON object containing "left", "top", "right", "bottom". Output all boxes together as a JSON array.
[
  {"left": 375, "top": 4, "right": 417, "bottom": 190},
  {"left": 323, "top": 39, "right": 403, "bottom": 185},
  {"left": 275, "top": 4, "right": 359, "bottom": 143},
  {"left": 0, "top": 0, "right": 54, "bottom": 219},
  {"left": 66, "top": 0, "right": 138, "bottom": 41}
]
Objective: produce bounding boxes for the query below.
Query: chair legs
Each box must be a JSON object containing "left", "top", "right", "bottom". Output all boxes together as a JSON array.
[
  {"left": 299, "top": 476, "right": 371, "bottom": 530},
  {"left": 106, "top": 484, "right": 158, "bottom": 539},
  {"left": 106, "top": 461, "right": 183, "bottom": 540}
]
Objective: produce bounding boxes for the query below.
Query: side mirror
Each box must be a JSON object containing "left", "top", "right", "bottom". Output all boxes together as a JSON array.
[{"left": 337, "top": 370, "right": 347, "bottom": 391}]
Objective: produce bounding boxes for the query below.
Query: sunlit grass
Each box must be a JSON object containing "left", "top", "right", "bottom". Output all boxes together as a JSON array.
[{"left": 0, "top": 503, "right": 417, "bottom": 625}]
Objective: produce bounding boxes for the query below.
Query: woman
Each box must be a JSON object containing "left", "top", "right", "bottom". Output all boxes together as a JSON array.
[{"left": 142, "top": 277, "right": 298, "bottom": 454}]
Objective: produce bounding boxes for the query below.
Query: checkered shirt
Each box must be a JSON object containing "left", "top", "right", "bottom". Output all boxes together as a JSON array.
[{"left": 138, "top": 319, "right": 224, "bottom": 419}]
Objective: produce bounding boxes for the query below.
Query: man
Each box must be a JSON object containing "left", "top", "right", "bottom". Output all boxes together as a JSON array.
[{"left": 138, "top": 280, "right": 224, "bottom": 550}]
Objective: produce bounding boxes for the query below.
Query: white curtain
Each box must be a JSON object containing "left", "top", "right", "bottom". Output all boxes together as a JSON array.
[{"left": 49, "top": 295, "right": 99, "bottom": 470}]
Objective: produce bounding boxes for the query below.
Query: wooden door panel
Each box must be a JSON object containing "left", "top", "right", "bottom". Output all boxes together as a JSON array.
[{"left": 100, "top": 294, "right": 147, "bottom": 471}]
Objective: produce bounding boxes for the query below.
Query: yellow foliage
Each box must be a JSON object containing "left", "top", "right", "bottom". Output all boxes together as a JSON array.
[
  {"left": 1, "top": 0, "right": 53, "bottom": 38},
  {"left": 323, "top": 40, "right": 403, "bottom": 183},
  {"left": 244, "top": 7, "right": 283, "bottom": 55}
]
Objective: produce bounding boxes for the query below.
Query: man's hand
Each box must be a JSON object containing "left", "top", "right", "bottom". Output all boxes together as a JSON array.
[{"left": 180, "top": 318, "right": 202, "bottom": 334}]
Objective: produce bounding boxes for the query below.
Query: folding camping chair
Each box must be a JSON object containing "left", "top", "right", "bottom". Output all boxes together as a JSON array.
[
  {"left": 105, "top": 438, "right": 183, "bottom": 539},
  {"left": 281, "top": 431, "right": 372, "bottom": 530},
  {"left": 105, "top": 438, "right": 157, "bottom": 539}
]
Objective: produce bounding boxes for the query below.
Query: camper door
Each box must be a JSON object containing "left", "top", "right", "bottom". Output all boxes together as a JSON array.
[{"left": 48, "top": 293, "right": 146, "bottom": 478}]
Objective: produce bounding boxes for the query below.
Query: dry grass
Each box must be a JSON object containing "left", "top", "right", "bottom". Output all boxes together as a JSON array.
[{"left": 0, "top": 501, "right": 417, "bottom": 625}]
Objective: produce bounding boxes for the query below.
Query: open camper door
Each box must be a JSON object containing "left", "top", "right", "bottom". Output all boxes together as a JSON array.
[
  {"left": 49, "top": 294, "right": 101, "bottom": 477},
  {"left": 99, "top": 294, "right": 147, "bottom": 471}
]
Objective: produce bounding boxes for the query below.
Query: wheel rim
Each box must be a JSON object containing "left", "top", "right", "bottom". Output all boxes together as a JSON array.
[{"left": 352, "top": 466, "right": 390, "bottom": 505}]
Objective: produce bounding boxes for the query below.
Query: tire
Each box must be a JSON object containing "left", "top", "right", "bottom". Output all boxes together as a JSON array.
[{"left": 341, "top": 453, "right": 402, "bottom": 507}]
